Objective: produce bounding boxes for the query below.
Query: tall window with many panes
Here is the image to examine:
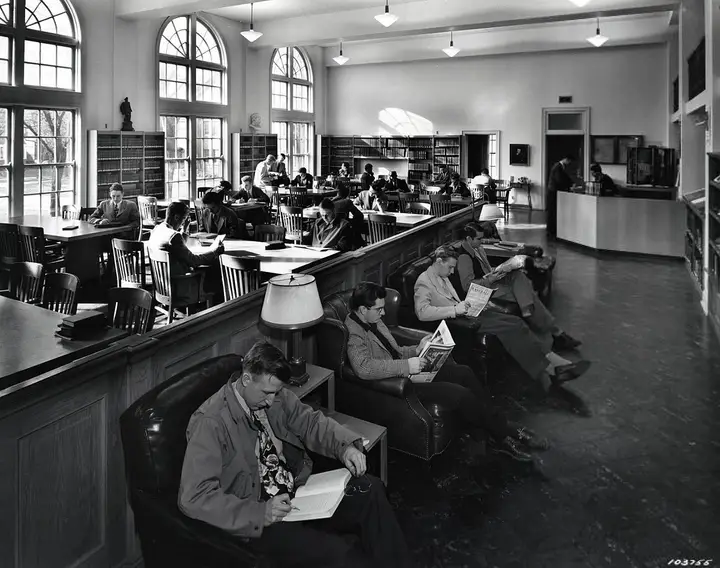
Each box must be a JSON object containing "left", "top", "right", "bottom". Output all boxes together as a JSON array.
[
  {"left": 158, "top": 15, "right": 227, "bottom": 200},
  {"left": 271, "top": 47, "right": 314, "bottom": 177},
  {"left": 0, "top": 0, "right": 80, "bottom": 218}
]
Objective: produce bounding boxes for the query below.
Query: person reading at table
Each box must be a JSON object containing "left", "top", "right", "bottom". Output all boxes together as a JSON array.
[
  {"left": 475, "top": 168, "right": 497, "bottom": 203},
  {"left": 201, "top": 191, "right": 249, "bottom": 239},
  {"left": 439, "top": 172, "right": 471, "bottom": 198},
  {"left": 292, "top": 167, "right": 314, "bottom": 189},
  {"left": 384, "top": 171, "right": 410, "bottom": 193},
  {"left": 338, "top": 162, "right": 351, "bottom": 179},
  {"left": 178, "top": 340, "right": 413, "bottom": 568},
  {"left": 307, "top": 198, "right": 352, "bottom": 252},
  {"left": 89, "top": 183, "right": 140, "bottom": 228},
  {"left": 148, "top": 201, "right": 224, "bottom": 305},
  {"left": 333, "top": 183, "right": 365, "bottom": 249},
  {"left": 414, "top": 246, "right": 591, "bottom": 392},
  {"left": 433, "top": 165, "right": 452, "bottom": 187},
  {"left": 236, "top": 175, "right": 270, "bottom": 204},
  {"left": 354, "top": 184, "right": 387, "bottom": 212}
]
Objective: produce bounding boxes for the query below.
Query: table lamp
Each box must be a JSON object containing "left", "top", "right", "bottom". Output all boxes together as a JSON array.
[
  {"left": 479, "top": 204, "right": 504, "bottom": 222},
  {"left": 260, "top": 273, "right": 324, "bottom": 386}
]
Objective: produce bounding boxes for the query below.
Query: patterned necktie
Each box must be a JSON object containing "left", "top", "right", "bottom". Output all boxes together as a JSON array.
[
  {"left": 251, "top": 412, "right": 295, "bottom": 501},
  {"left": 113, "top": 204, "right": 119, "bottom": 219}
]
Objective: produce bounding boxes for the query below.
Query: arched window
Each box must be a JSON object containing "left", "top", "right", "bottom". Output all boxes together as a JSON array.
[
  {"left": 0, "top": 0, "right": 81, "bottom": 218},
  {"left": 271, "top": 47, "right": 314, "bottom": 176},
  {"left": 158, "top": 15, "right": 228, "bottom": 199}
]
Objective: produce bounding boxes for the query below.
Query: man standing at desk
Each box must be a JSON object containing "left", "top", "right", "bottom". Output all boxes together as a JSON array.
[
  {"left": 547, "top": 154, "right": 574, "bottom": 238},
  {"left": 254, "top": 154, "right": 277, "bottom": 190},
  {"left": 89, "top": 183, "right": 140, "bottom": 229}
]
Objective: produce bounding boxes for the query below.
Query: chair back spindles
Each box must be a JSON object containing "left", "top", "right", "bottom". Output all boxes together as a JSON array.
[
  {"left": 148, "top": 248, "right": 172, "bottom": 304},
  {"left": 107, "top": 287, "right": 154, "bottom": 334},
  {"left": 367, "top": 214, "right": 397, "bottom": 244},
  {"left": 0, "top": 223, "right": 19, "bottom": 265},
  {"left": 254, "top": 224, "right": 286, "bottom": 242},
  {"left": 219, "top": 255, "right": 261, "bottom": 301},
  {"left": 430, "top": 194, "right": 453, "bottom": 217},
  {"left": 288, "top": 187, "right": 308, "bottom": 208},
  {"left": 197, "top": 187, "right": 213, "bottom": 199},
  {"left": 397, "top": 192, "right": 419, "bottom": 213},
  {"left": 61, "top": 205, "right": 80, "bottom": 220},
  {"left": 407, "top": 202, "right": 431, "bottom": 215},
  {"left": 18, "top": 225, "right": 45, "bottom": 263},
  {"left": 112, "top": 238, "right": 147, "bottom": 288},
  {"left": 8, "top": 261, "right": 45, "bottom": 303},
  {"left": 278, "top": 206, "right": 304, "bottom": 244},
  {"left": 41, "top": 272, "right": 80, "bottom": 315}
]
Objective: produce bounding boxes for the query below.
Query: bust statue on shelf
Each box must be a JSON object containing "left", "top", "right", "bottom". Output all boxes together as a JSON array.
[
  {"left": 249, "top": 112, "right": 262, "bottom": 131},
  {"left": 120, "top": 97, "right": 134, "bottom": 131}
]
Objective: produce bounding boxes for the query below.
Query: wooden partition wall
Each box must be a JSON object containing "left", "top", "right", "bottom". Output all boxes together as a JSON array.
[{"left": 0, "top": 206, "right": 474, "bottom": 568}]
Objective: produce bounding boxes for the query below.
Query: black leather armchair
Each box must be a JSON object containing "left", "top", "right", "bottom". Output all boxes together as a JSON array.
[
  {"left": 318, "top": 288, "right": 457, "bottom": 461},
  {"left": 120, "top": 355, "right": 265, "bottom": 568}
]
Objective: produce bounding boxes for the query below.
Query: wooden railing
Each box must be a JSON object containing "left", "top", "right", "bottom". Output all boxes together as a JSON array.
[{"left": 0, "top": 204, "right": 475, "bottom": 568}]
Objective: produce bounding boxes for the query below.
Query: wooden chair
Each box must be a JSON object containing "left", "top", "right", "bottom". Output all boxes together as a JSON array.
[
  {"left": 107, "top": 287, "right": 154, "bottom": 334},
  {"left": 496, "top": 184, "right": 510, "bottom": 218},
  {"left": 1, "top": 261, "right": 45, "bottom": 303},
  {"left": 197, "top": 187, "right": 213, "bottom": 199},
  {"left": 17, "top": 225, "right": 66, "bottom": 271},
  {"left": 194, "top": 199, "right": 206, "bottom": 232},
  {"left": 269, "top": 187, "right": 281, "bottom": 223},
  {"left": 407, "top": 202, "right": 432, "bottom": 215},
  {"left": 429, "top": 194, "right": 453, "bottom": 217},
  {"left": 112, "top": 238, "right": 148, "bottom": 288},
  {"left": 367, "top": 214, "right": 397, "bottom": 244},
  {"left": 278, "top": 206, "right": 306, "bottom": 244},
  {"left": 397, "top": 192, "right": 419, "bottom": 213},
  {"left": 0, "top": 224, "right": 19, "bottom": 286},
  {"left": 219, "top": 255, "right": 261, "bottom": 302},
  {"left": 79, "top": 207, "right": 96, "bottom": 221},
  {"left": 61, "top": 205, "right": 80, "bottom": 220},
  {"left": 288, "top": 186, "right": 308, "bottom": 208},
  {"left": 41, "top": 272, "right": 80, "bottom": 316},
  {"left": 137, "top": 196, "right": 161, "bottom": 241},
  {"left": 254, "top": 224, "right": 286, "bottom": 242},
  {"left": 148, "top": 247, "right": 212, "bottom": 325}
]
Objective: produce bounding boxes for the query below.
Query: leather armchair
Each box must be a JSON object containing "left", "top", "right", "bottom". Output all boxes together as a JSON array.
[
  {"left": 319, "top": 288, "right": 457, "bottom": 461},
  {"left": 120, "top": 355, "right": 265, "bottom": 568}
]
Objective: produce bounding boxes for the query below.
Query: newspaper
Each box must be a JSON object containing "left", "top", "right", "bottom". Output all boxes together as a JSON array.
[
  {"left": 465, "top": 282, "right": 495, "bottom": 317},
  {"left": 411, "top": 320, "right": 455, "bottom": 383}
]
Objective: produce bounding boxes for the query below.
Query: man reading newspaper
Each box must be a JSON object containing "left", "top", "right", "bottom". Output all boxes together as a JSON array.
[{"left": 345, "top": 281, "right": 550, "bottom": 462}]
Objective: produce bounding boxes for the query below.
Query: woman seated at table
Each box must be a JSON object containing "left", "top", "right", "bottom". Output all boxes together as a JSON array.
[
  {"left": 200, "top": 191, "right": 249, "bottom": 239},
  {"left": 89, "top": 183, "right": 140, "bottom": 228},
  {"left": 292, "top": 167, "right": 314, "bottom": 189},
  {"left": 306, "top": 198, "right": 352, "bottom": 252},
  {"left": 148, "top": 201, "right": 225, "bottom": 305},
  {"left": 439, "top": 172, "right": 471, "bottom": 198}
]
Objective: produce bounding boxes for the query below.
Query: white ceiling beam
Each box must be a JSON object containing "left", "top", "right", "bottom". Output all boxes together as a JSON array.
[{"left": 116, "top": 0, "right": 262, "bottom": 20}]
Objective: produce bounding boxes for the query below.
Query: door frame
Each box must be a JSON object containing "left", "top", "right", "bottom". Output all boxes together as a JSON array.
[
  {"left": 541, "top": 107, "right": 590, "bottom": 210},
  {"left": 461, "top": 130, "right": 501, "bottom": 180}
]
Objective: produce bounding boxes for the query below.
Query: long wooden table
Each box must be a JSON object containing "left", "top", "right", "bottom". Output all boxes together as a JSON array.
[
  {"left": 384, "top": 192, "right": 475, "bottom": 207},
  {"left": 302, "top": 207, "right": 434, "bottom": 229}
]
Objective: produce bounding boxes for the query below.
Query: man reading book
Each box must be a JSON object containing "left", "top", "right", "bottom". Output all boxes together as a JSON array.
[
  {"left": 345, "top": 282, "right": 548, "bottom": 462},
  {"left": 178, "top": 341, "right": 412, "bottom": 568}
]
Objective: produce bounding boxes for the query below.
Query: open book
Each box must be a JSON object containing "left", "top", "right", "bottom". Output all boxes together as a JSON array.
[
  {"left": 465, "top": 282, "right": 495, "bottom": 317},
  {"left": 283, "top": 469, "right": 351, "bottom": 522},
  {"left": 411, "top": 320, "right": 455, "bottom": 383}
]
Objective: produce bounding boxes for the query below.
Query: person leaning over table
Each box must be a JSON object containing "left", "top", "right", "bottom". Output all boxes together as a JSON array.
[
  {"left": 89, "top": 183, "right": 140, "bottom": 229},
  {"left": 433, "top": 165, "right": 452, "bottom": 187},
  {"left": 292, "top": 167, "right": 315, "bottom": 189},
  {"left": 306, "top": 198, "right": 352, "bottom": 252},
  {"left": 413, "top": 246, "right": 591, "bottom": 392},
  {"left": 438, "top": 172, "right": 471, "bottom": 198},
  {"left": 354, "top": 184, "right": 387, "bottom": 212},
  {"left": 254, "top": 154, "right": 277, "bottom": 189},
  {"left": 333, "top": 183, "right": 365, "bottom": 249},
  {"left": 454, "top": 223, "right": 582, "bottom": 352},
  {"left": 148, "top": 201, "right": 224, "bottom": 305},
  {"left": 201, "top": 191, "right": 249, "bottom": 239},
  {"left": 178, "top": 340, "right": 413, "bottom": 568},
  {"left": 345, "top": 282, "right": 548, "bottom": 462},
  {"left": 384, "top": 171, "right": 410, "bottom": 193},
  {"left": 235, "top": 175, "right": 271, "bottom": 204}
]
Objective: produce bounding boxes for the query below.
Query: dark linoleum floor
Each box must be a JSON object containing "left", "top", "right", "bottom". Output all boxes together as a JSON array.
[{"left": 388, "top": 209, "right": 720, "bottom": 568}]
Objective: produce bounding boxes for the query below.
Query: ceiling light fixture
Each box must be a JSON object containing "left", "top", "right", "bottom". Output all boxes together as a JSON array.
[
  {"left": 569, "top": 0, "right": 591, "bottom": 6},
  {"left": 333, "top": 42, "right": 349, "bottom": 65},
  {"left": 241, "top": 3, "right": 263, "bottom": 43},
  {"left": 442, "top": 30, "right": 460, "bottom": 57},
  {"left": 375, "top": 0, "right": 398, "bottom": 27},
  {"left": 586, "top": 18, "right": 608, "bottom": 47}
]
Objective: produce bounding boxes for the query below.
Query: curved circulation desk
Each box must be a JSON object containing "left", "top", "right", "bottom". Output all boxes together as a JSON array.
[{"left": 557, "top": 190, "right": 685, "bottom": 258}]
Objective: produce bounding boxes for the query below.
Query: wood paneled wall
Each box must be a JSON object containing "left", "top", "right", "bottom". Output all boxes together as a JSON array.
[{"left": 0, "top": 205, "right": 474, "bottom": 568}]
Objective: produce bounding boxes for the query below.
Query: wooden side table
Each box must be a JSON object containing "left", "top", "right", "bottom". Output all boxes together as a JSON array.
[{"left": 287, "top": 364, "right": 335, "bottom": 411}]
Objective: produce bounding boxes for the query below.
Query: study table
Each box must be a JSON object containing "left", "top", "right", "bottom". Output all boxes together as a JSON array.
[
  {"left": 0, "top": 296, "right": 127, "bottom": 394},
  {"left": 302, "top": 207, "right": 434, "bottom": 229}
]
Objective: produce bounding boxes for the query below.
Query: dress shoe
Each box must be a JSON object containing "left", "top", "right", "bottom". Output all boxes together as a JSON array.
[
  {"left": 491, "top": 436, "right": 533, "bottom": 462},
  {"left": 514, "top": 427, "right": 550, "bottom": 451},
  {"left": 552, "top": 332, "right": 582, "bottom": 351},
  {"left": 551, "top": 360, "right": 591, "bottom": 385}
]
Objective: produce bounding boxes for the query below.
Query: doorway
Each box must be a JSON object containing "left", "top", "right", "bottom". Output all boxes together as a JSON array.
[
  {"left": 545, "top": 135, "right": 585, "bottom": 186},
  {"left": 462, "top": 131, "right": 499, "bottom": 180}
]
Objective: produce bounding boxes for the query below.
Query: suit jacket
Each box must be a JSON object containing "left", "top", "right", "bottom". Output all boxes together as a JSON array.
[
  {"left": 292, "top": 174, "right": 314, "bottom": 189},
  {"left": 439, "top": 181, "right": 470, "bottom": 198},
  {"left": 360, "top": 172, "right": 375, "bottom": 191},
  {"left": 201, "top": 206, "right": 247, "bottom": 238},
  {"left": 332, "top": 197, "right": 363, "bottom": 223},
  {"left": 310, "top": 217, "right": 352, "bottom": 251},
  {"left": 89, "top": 199, "right": 140, "bottom": 228},
  {"left": 178, "top": 380, "right": 361, "bottom": 538},
  {"left": 414, "top": 266, "right": 461, "bottom": 322},
  {"left": 455, "top": 240, "right": 504, "bottom": 293},
  {"left": 384, "top": 178, "right": 409, "bottom": 192},
  {"left": 235, "top": 185, "right": 270, "bottom": 204},
  {"left": 353, "top": 190, "right": 386, "bottom": 211},
  {"left": 345, "top": 315, "right": 416, "bottom": 380},
  {"left": 548, "top": 162, "right": 573, "bottom": 193}
]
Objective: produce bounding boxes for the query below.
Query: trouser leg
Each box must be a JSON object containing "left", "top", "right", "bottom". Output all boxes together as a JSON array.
[
  {"left": 503, "top": 271, "right": 559, "bottom": 335},
  {"left": 546, "top": 191, "right": 557, "bottom": 237}
]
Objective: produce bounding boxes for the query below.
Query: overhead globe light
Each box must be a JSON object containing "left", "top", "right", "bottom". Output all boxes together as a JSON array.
[
  {"left": 586, "top": 18, "right": 608, "bottom": 47},
  {"left": 375, "top": 0, "right": 398, "bottom": 27},
  {"left": 569, "top": 0, "right": 591, "bottom": 6},
  {"left": 241, "top": 3, "right": 263, "bottom": 43},
  {"left": 333, "top": 42, "right": 349, "bottom": 65},
  {"left": 442, "top": 31, "right": 460, "bottom": 57}
]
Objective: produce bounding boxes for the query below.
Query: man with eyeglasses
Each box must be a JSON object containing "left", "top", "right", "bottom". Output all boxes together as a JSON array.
[
  {"left": 345, "top": 282, "right": 548, "bottom": 462},
  {"left": 179, "top": 341, "right": 412, "bottom": 568}
]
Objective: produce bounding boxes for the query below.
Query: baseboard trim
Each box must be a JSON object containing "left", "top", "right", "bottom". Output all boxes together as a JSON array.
[{"left": 555, "top": 238, "right": 684, "bottom": 261}]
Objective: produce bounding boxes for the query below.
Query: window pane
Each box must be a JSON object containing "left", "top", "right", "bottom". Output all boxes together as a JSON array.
[
  {"left": 0, "top": 197, "right": 7, "bottom": 219},
  {"left": 159, "top": 16, "right": 189, "bottom": 58},
  {"left": 196, "top": 21, "right": 222, "bottom": 65},
  {"left": 25, "top": 63, "right": 39, "bottom": 85},
  {"left": 0, "top": 168, "right": 9, "bottom": 197},
  {"left": 272, "top": 47, "right": 289, "bottom": 77},
  {"left": 24, "top": 166, "right": 40, "bottom": 194},
  {"left": 291, "top": 48, "right": 308, "bottom": 81},
  {"left": 272, "top": 80, "right": 288, "bottom": 110},
  {"left": 293, "top": 84, "right": 309, "bottom": 112}
]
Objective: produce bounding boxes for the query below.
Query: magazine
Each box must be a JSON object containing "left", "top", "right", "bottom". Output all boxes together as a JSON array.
[
  {"left": 465, "top": 282, "right": 495, "bottom": 317},
  {"left": 411, "top": 320, "right": 455, "bottom": 383}
]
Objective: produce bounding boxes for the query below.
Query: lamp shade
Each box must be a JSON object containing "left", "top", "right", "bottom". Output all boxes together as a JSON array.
[
  {"left": 260, "top": 274, "right": 324, "bottom": 330},
  {"left": 479, "top": 204, "right": 504, "bottom": 221}
]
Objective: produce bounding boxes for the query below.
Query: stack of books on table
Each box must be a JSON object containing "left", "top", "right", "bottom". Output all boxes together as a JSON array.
[{"left": 56, "top": 310, "right": 107, "bottom": 340}]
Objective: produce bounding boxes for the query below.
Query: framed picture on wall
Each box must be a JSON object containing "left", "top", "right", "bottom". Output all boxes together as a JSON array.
[
  {"left": 591, "top": 136, "right": 616, "bottom": 164},
  {"left": 617, "top": 135, "right": 644, "bottom": 165},
  {"left": 509, "top": 144, "right": 530, "bottom": 166}
]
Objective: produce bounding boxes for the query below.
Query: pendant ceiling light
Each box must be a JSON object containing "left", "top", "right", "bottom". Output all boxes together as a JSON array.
[
  {"left": 375, "top": 0, "right": 398, "bottom": 27},
  {"left": 241, "top": 3, "right": 263, "bottom": 43},
  {"left": 569, "top": 0, "right": 591, "bottom": 6},
  {"left": 333, "top": 42, "right": 349, "bottom": 65},
  {"left": 586, "top": 18, "right": 608, "bottom": 47},
  {"left": 442, "top": 31, "right": 460, "bottom": 57}
]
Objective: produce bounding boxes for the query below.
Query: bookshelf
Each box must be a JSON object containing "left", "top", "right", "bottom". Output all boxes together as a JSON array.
[
  {"left": 684, "top": 187, "right": 705, "bottom": 294},
  {"left": 707, "top": 153, "right": 720, "bottom": 331},
  {"left": 432, "top": 136, "right": 461, "bottom": 175},
  {"left": 231, "top": 133, "right": 278, "bottom": 188},
  {"left": 408, "top": 137, "right": 433, "bottom": 182},
  {"left": 87, "top": 131, "right": 166, "bottom": 205}
]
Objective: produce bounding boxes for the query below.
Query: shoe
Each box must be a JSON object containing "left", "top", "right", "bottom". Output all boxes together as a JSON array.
[
  {"left": 552, "top": 332, "right": 582, "bottom": 351},
  {"left": 514, "top": 427, "right": 550, "bottom": 451},
  {"left": 491, "top": 436, "right": 534, "bottom": 462},
  {"left": 551, "top": 360, "right": 591, "bottom": 385}
]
